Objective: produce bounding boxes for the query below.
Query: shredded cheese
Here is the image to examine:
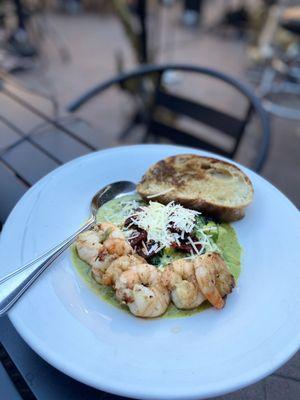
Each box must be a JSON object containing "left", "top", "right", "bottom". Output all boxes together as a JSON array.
[
  {"left": 146, "top": 188, "right": 174, "bottom": 199},
  {"left": 142, "top": 241, "right": 148, "bottom": 255},
  {"left": 194, "top": 227, "right": 219, "bottom": 254},
  {"left": 120, "top": 200, "right": 141, "bottom": 218},
  {"left": 187, "top": 236, "right": 200, "bottom": 255},
  {"left": 128, "top": 201, "right": 200, "bottom": 249},
  {"left": 122, "top": 199, "right": 220, "bottom": 256}
]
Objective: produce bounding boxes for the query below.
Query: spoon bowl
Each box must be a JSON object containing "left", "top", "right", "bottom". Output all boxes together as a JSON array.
[{"left": 91, "top": 181, "right": 136, "bottom": 216}]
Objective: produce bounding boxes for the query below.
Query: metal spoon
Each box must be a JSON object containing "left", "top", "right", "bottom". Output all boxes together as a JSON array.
[{"left": 0, "top": 181, "right": 136, "bottom": 316}]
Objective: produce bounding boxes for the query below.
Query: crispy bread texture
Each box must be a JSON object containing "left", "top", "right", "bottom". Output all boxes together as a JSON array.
[{"left": 137, "top": 155, "right": 254, "bottom": 222}]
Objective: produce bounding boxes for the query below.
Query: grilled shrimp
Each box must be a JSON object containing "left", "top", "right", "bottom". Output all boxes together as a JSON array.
[
  {"left": 162, "top": 259, "right": 205, "bottom": 309},
  {"left": 115, "top": 264, "right": 170, "bottom": 318},
  {"left": 101, "top": 254, "right": 145, "bottom": 286},
  {"left": 76, "top": 222, "right": 132, "bottom": 283},
  {"left": 76, "top": 229, "right": 104, "bottom": 268},
  {"left": 100, "top": 222, "right": 132, "bottom": 255},
  {"left": 194, "top": 252, "right": 235, "bottom": 309}
]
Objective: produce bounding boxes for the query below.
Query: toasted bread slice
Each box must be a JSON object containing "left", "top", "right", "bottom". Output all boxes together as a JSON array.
[{"left": 137, "top": 154, "right": 254, "bottom": 222}]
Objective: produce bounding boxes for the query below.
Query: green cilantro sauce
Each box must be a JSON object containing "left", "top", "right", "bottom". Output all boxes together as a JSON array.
[{"left": 71, "top": 195, "right": 242, "bottom": 318}]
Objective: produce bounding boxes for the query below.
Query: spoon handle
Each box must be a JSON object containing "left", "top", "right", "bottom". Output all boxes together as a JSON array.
[{"left": 0, "top": 216, "right": 95, "bottom": 316}]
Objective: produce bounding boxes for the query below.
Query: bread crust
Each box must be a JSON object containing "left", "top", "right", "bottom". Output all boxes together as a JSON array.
[{"left": 137, "top": 155, "right": 254, "bottom": 222}]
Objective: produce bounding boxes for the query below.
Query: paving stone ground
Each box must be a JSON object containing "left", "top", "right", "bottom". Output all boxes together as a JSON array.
[{"left": 1, "top": 3, "right": 299, "bottom": 399}]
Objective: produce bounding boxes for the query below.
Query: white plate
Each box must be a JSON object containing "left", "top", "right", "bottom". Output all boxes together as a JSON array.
[{"left": 0, "top": 145, "right": 299, "bottom": 400}]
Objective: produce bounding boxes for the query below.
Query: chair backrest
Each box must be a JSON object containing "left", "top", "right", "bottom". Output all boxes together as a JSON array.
[
  {"left": 146, "top": 81, "right": 253, "bottom": 159},
  {"left": 68, "top": 64, "right": 270, "bottom": 172}
]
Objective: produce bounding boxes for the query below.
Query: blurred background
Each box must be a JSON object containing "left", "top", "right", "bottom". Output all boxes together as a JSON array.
[
  {"left": 0, "top": 1, "right": 300, "bottom": 400},
  {"left": 0, "top": 0, "right": 299, "bottom": 210}
]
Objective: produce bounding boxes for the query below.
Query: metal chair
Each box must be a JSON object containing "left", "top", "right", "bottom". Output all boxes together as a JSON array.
[
  {"left": 253, "top": 4, "right": 300, "bottom": 120},
  {"left": 68, "top": 64, "right": 270, "bottom": 173}
]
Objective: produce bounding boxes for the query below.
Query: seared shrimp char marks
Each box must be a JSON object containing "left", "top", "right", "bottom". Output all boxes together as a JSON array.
[
  {"left": 99, "top": 222, "right": 132, "bottom": 256},
  {"left": 115, "top": 264, "right": 170, "bottom": 318},
  {"left": 162, "top": 259, "right": 205, "bottom": 309},
  {"left": 101, "top": 254, "right": 145, "bottom": 286},
  {"left": 194, "top": 252, "right": 235, "bottom": 309},
  {"left": 75, "top": 222, "right": 133, "bottom": 283},
  {"left": 76, "top": 229, "right": 102, "bottom": 267}
]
